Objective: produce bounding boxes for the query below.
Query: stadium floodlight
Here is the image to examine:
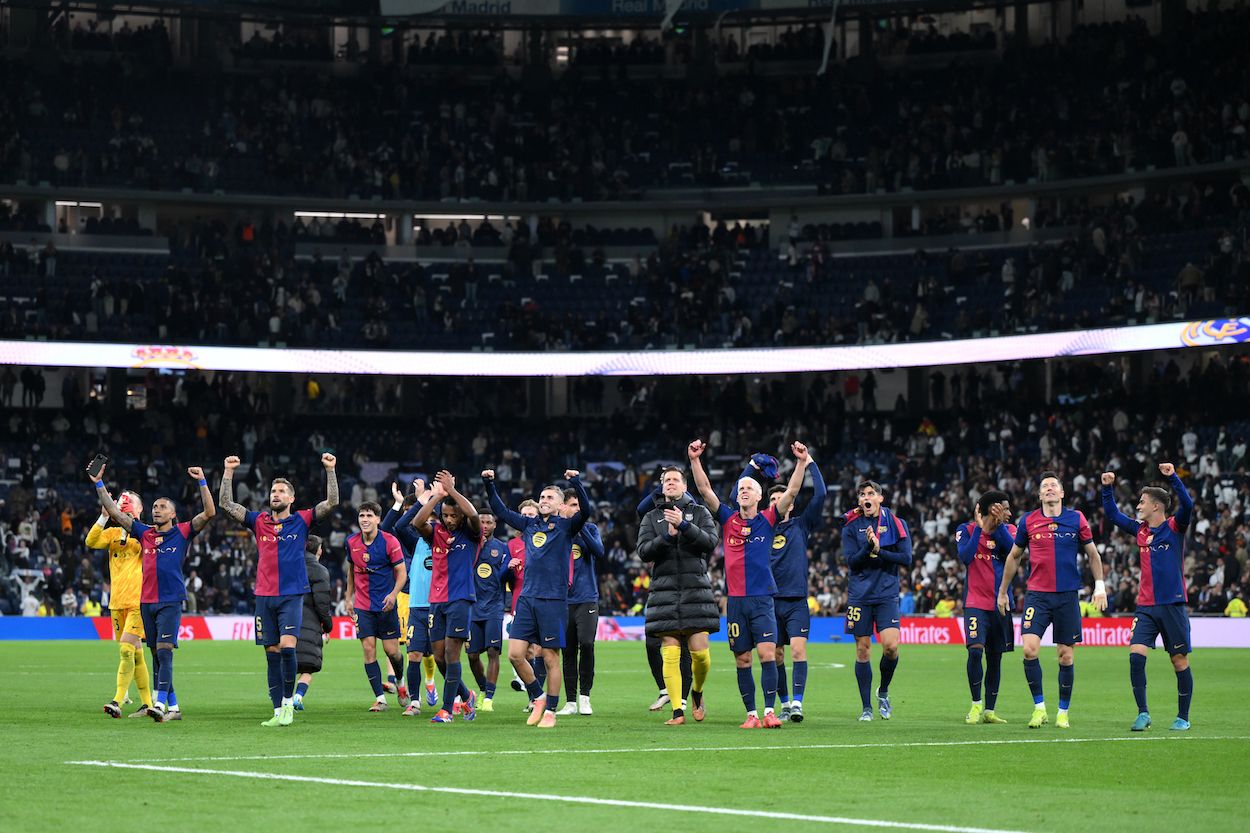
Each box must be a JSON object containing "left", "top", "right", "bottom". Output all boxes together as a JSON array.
[{"left": 1, "top": 319, "right": 1247, "bottom": 376}]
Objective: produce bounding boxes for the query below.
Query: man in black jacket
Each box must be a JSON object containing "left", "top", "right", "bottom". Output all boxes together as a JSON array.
[
  {"left": 637, "top": 465, "right": 719, "bottom": 725},
  {"left": 293, "top": 535, "right": 335, "bottom": 710}
]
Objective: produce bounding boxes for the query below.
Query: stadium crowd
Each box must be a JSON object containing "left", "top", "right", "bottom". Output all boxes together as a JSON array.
[
  {"left": 3, "top": 12, "right": 1249, "bottom": 200},
  {"left": 0, "top": 354, "right": 1247, "bottom": 621},
  {"left": 0, "top": 180, "right": 1246, "bottom": 351}
]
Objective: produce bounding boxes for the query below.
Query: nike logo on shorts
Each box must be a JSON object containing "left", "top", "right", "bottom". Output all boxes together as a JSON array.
[
  {"left": 763, "top": 632, "right": 773, "bottom": 638},
  {"left": 588, "top": 609, "right": 597, "bottom": 615},
  {"left": 892, "top": 620, "right": 899, "bottom": 624},
  {"left": 455, "top": 627, "right": 466, "bottom": 633},
  {"left": 544, "top": 636, "right": 554, "bottom": 641},
  {"left": 161, "top": 633, "right": 171, "bottom": 638},
  {"left": 283, "top": 626, "right": 295, "bottom": 630},
  {"left": 800, "top": 628, "right": 809, "bottom": 633},
  {"left": 1173, "top": 644, "right": 1184, "bottom": 650}
]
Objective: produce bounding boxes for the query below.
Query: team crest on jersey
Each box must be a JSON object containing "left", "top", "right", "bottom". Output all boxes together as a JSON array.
[
  {"left": 986, "top": 540, "right": 996, "bottom": 550},
  {"left": 532, "top": 532, "right": 548, "bottom": 547},
  {"left": 572, "top": 544, "right": 582, "bottom": 560},
  {"left": 362, "top": 553, "right": 370, "bottom": 563},
  {"left": 154, "top": 536, "right": 164, "bottom": 546},
  {"left": 547, "top": 523, "right": 556, "bottom": 530},
  {"left": 477, "top": 563, "right": 493, "bottom": 578},
  {"left": 772, "top": 535, "right": 786, "bottom": 550},
  {"left": 1048, "top": 523, "right": 1059, "bottom": 531},
  {"left": 274, "top": 524, "right": 283, "bottom": 533},
  {"left": 1146, "top": 534, "right": 1154, "bottom": 544}
]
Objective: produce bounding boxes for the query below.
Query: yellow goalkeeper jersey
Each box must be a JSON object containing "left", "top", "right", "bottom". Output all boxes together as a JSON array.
[{"left": 85, "top": 524, "right": 143, "bottom": 610}]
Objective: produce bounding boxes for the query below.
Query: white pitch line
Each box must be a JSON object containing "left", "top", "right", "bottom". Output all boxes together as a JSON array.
[
  {"left": 130, "top": 733, "right": 1249, "bottom": 764},
  {"left": 65, "top": 760, "right": 1032, "bottom": 833}
]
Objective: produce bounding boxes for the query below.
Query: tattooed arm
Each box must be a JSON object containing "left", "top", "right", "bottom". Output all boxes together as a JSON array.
[
  {"left": 89, "top": 463, "right": 134, "bottom": 533},
  {"left": 218, "top": 455, "right": 248, "bottom": 525},
  {"left": 314, "top": 453, "right": 338, "bottom": 521}
]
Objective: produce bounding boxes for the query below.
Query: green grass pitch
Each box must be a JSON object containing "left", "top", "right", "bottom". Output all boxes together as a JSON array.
[{"left": 0, "top": 640, "right": 1245, "bottom": 833}]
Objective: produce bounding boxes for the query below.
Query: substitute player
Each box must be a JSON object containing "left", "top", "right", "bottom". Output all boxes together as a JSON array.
[
  {"left": 344, "top": 501, "right": 408, "bottom": 711},
  {"left": 955, "top": 490, "right": 1015, "bottom": 725},
  {"left": 292, "top": 535, "right": 335, "bottom": 710},
  {"left": 1101, "top": 463, "right": 1194, "bottom": 732},
  {"left": 997, "top": 471, "right": 1107, "bottom": 729},
  {"left": 219, "top": 453, "right": 338, "bottom": 727},
  {"left": 468, "top": 510, "right": 509, "bottom": 712},
  {"left": 93, "top": 464, "right": 215, "bottom": 722},
  {"left": 843, "top": 480, "right": 912, "bottom": 721},
  {"left": 559, "top": 488, "right": 604, "bottom": 716},
  {"left": 485, "top": 468, "right": 590, "bottom": 728},
  {"left": 412, "top": 471, "right": 481, "bottom": 723},
  {"left": 767, "top": 455, "right": 827, "bottom": 723},
  {"left": 690, "top": 439, "right": 810, "bottom": 729},
  {"left": 87, "top": 487, "right": 154, "bottom": 718}
]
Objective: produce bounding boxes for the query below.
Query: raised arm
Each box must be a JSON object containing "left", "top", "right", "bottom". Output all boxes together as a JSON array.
[
  {"left": 565, "top": 471, "right": 590, "bottom": 535},
  {"left": 1161, "top": 463, "right": 1193, "bottom": 529},
  {"left": 314, "top": 453, "right": 338, "bottom": 521},
  {"left": 437, "top": 470, "right": 480, "bottom": 538},
  {"left": 800, "top": 461, "right": 828, "bottom": 529},
  {"left": 381, "top": 482, "right": 404, "bottom": 533},
  {"left": 687, "top": 439, "right": 720, "bottom": 515},
  {"left": 956, "top": 522, "right": 981, "bottom": 566},
  {"left": 773, "top": 442, "right": 811, "bottom": 518},
  {"left": 89, "top": 464, "right": 134, "bottom": 534},
  {"left": 411, "top": 481, "right": 445, "bottom": 541},
  {"left": 218, "top": 455, "right": 248, "bottom": 524},
  {"left": 482, "top": 470, "right": 526, "bottom": 531},
  {"left": 1099, "top": 472, "right": 1138, "bottom": 534},
  {"left": 187, "top": 466, "right": 216, "bottom": 533}
]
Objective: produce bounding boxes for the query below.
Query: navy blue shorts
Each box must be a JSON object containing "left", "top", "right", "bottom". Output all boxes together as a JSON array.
[
  {"left": 726, "top": 595, "right": 778, "bottom": 654},
  {"left": 430, "top": 599, "right": 472, "bottom": 643},
  {"left": 405, "top": 606, "right": 432, "bottom": 655},
  {"left": 774, "top": 596, "right": 811, "bottom": 644},
  {"left": 354, "top": 607, "right": 401, "bottom": 641},
  {"left": 845, "top": 598, "right": 900, "bottom": 638},
  {"left": 468, "top": 617, "right": 504, "bottom": 653},
  {"left": 140, "top": 601, "right": 182, "bottom": 648},
  {"left": 510, "top": 596, "right": 565, "bottom": 648},
  {"left": 964, "top": 607, "right": 1014, "bottom": 654},
  {"left": 254, "top": 594, "right": 303, "bottom": 647},
  {"left": 1131, "top": 604, "right": 1192, "bottom": 655},
  {"left": 1021, "top": 590, "right": 1082, "bottom": 644}
]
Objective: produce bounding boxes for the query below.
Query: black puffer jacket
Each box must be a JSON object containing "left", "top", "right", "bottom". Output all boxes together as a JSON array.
[
  {"left": 636, "top": 495, "right": 720, "bottom": 636},
  {"left": 296, "top": 554, "right": 334, "bottom": 673}
]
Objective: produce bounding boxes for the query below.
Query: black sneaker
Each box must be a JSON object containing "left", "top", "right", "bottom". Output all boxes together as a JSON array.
[
  {"left": 510, "top": 678, "right": 524, "bottom": 692},
  {"left": 148, "top": 704, "right": 168, "bottom": 723}
]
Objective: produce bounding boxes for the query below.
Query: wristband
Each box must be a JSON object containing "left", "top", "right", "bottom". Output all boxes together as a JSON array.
[
  {"left": 393, "top": 500, "right": 403, "bottom": 512},
  {"left": 1094, "top": 580, "right": 1106, "bottom": 596},
  {"left": 198, "top": 479, "right": 208, "bottom": 488},
  {"left": 96, "top": 513, "right": 108, "bottom": 526},
  {"left": 94, "top": 480, "right": 104, "bottom": 489}
]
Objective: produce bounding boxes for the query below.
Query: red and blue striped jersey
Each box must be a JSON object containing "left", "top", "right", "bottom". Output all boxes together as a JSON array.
[
  {"left": 428, "top": 521, "right": 481, "bottom": 604},
  {"left": 956, "top": 522, "right": 1017, "bottom": 610},
  {"left": 717, "top": 504, "right": 779, "bottom": 597},
  {"left": 135, "top": 520, "right": 196, "bottom": 604},
  {"left": 1102, "top": 474, "right": 1192, "bottom": 606},
  {"left": 246, "top": 509, "right": 313, "bottom": 597},
  {"left": 346, "top": 530, "right": 404, "bottom": 611},
  {"left": 1013, "top": 508, "right": 1093, "bottom": 593}
]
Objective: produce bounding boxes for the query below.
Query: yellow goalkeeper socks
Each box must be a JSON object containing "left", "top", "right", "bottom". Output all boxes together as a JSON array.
[
  {"left": 132, "top": 645, "right": 154, "bottom": 707},
  {"left": 114, "top": 643, "right": 136, "bottom": 704},
  {"left": 691, "top": 648, "right": 712, "bottom": 694},
  {"left": 422, "top": 655, "right": 437, "bottom": 686},
  {"left": 661, "top": 645, "right": 684, "bottom": 713}
]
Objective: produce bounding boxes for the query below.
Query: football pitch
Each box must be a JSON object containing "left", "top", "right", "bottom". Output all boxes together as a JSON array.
[{"left": 1, "top": 641, "right": 1244, "bottom": 833}]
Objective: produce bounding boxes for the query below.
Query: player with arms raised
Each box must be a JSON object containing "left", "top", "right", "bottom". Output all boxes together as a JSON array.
[
  {"left": 690, "top": 439, "right": 810, "bottom": 729},
  {"left": 93, "top": 463, "right": 215, "bottom": 722},
  {"left": 219, "top": 453, "right": 338, "bottom": 727},
  {"left": 997, "top": 471, "right": 1107, "bottom": 729},
  {"left": 955, "top": 490, "right": 1015, "bottom": 725},
  {"left": 1101, "top": 463, "right": 1195, "bottom": 732}
]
